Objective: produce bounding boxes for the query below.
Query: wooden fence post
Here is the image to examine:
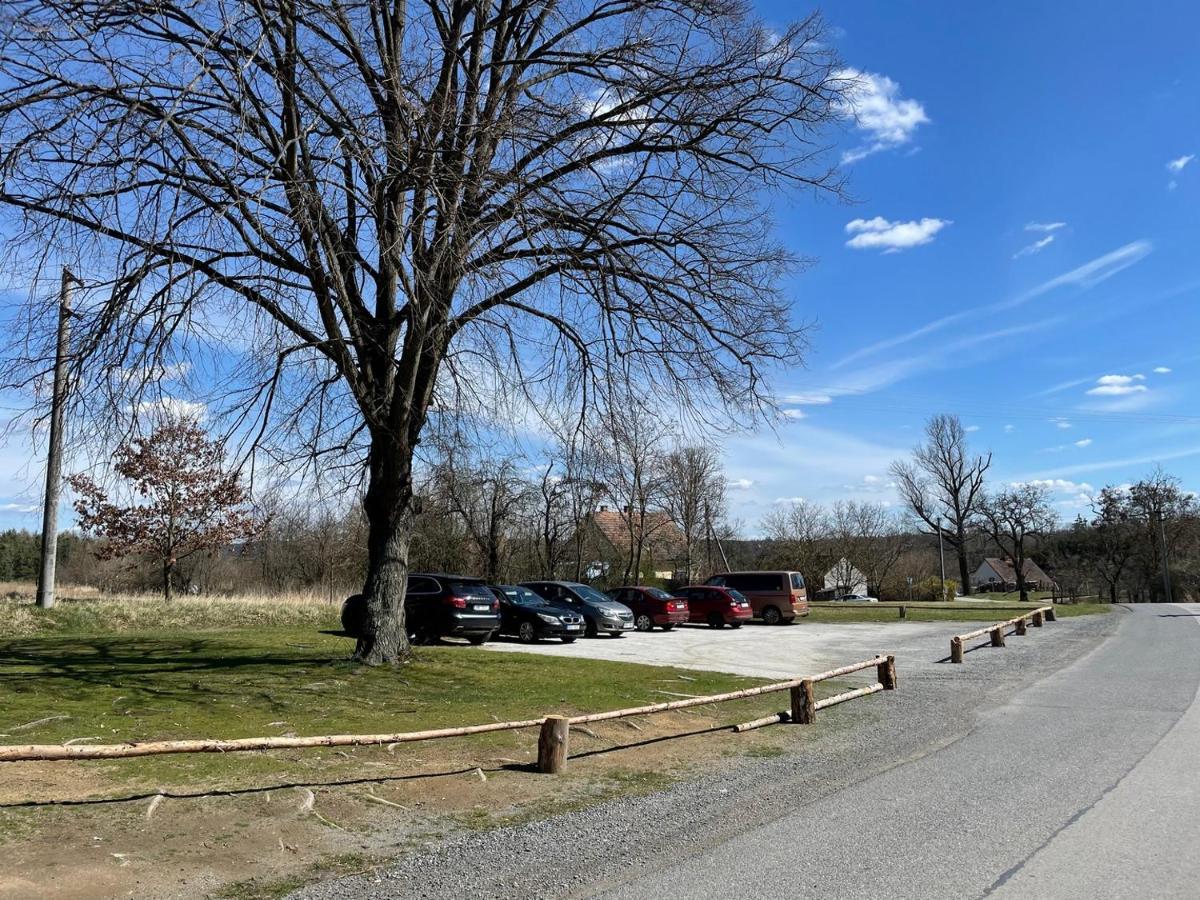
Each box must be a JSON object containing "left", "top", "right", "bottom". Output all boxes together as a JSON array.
[
  {"left": 1045, "top": 607, "right": 1057, "bottom": 622},
  {"left": 792, "top": 680, "right": 816, "bottom": 724},
  {"left": 950, "top": 636, "right": 964, "bottom": 664},
  {"left": 898, "top": 605, "right": 907, "bottom": 619},
  {"left": 537, "top": 716, "right": 570, "bottom": 774},
  {"left": 1032, "top": 610, "right": 1044, "bottom": 627},
  {"left": 1015, "top": 617, "right": 1027, "bottom": 636},
  {"left": 877, "top": 655, "right": 897, "bottom": 690},
  {"left": 990, "top": 626, "right": 1005, "bottom": 647}
]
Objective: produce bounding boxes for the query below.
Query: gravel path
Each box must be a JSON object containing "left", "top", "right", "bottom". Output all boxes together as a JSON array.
[{"left": 290, "top": 610, "right": 1127, "bottom": 900}]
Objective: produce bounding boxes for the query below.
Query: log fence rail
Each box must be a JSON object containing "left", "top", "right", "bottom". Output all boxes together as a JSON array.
[
  {"left": 0, "top": 655, "right": 898, "bottom": 775},
  {"left": 950, "top": 606, "right": 1055, "bottom": 663}
]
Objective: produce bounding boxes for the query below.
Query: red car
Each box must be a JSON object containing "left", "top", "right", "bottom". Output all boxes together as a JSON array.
[
  {"left": 677, "top": 585, "right": 753, "bottom": 629},
  {"left": 606, "top": 586, "right": 690, "bottom": 632}
]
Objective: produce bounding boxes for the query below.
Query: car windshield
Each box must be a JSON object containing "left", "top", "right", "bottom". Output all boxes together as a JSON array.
[
  {"left": 645, "top": 588, "right": 674, "bottom": 600},
  {"left": 728, "top": 589, "right": 748, "bottom": 602},
  {"left": 572, "top": 584, "right": 612, "bottom": 605},
  {"left": 447, "top": 580, "right": 493, "bottom": 601},
  {"left": 503, "top": 587, "right": 547, "bottom": 607}
]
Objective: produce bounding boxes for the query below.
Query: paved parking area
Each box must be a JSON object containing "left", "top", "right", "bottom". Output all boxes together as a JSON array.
[{"left": 484, "top": 618, "right": 981, "bottom": 679}]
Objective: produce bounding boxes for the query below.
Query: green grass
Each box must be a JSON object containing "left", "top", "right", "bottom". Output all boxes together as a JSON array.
[
  {"left": 807, "top": 600, "right": 1111, "bottom": 624},
  {"left": 0, "top": 625, "right": 777, "bottom": 791}
]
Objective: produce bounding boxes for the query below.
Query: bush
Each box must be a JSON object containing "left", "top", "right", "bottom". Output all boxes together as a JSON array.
[{"left": 915, "top": 577, "right": 958, "bottom": 602}]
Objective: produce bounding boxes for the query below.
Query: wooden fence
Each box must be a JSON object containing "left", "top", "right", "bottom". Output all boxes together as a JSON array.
[
  {"left": 810, "top": 601, "right": 1058, "bottom": 620},
  {"left": 0, "top": 655, "right": 897, "bottom": 775},
  {"left": 949, "top": 606, "right": 1055, "bottom": 663}
]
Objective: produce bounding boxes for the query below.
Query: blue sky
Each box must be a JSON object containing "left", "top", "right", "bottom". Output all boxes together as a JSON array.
[
  {"left": 2, "top": 1, "right": 1198, "bottom": 533},
  {"left": 718, "top": 0, "right": 1200, "bottom": 528}
]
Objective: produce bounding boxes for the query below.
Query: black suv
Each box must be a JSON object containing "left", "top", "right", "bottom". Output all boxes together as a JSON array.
[
  {"left": 341, "top": 573, "right": 500, "bottom": 645},
  {"left": 488, "top": 584, "right": 585, "bottom": 643},
  {"left": 520, "top": 581, "right": 635, "bottom": 637}
]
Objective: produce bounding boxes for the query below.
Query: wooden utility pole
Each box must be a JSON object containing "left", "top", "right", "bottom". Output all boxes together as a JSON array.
[{"left": 36, "top": 269, "right": 74, "bottom": 610}]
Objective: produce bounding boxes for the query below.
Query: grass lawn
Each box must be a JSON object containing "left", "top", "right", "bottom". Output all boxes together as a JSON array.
[
  {"left": 1, "top": 597, "right": 851, "bottom": 898},
  {"left": 807, "top": 599, "right": 1111, "bottom": 624}
]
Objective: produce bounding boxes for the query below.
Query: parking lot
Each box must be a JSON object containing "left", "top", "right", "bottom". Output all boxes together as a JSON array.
[{"left": 484, "top": 619, "right": 968, "bottom": 679}]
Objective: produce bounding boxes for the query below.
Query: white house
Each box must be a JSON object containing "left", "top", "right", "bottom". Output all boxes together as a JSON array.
[{"left": 823, "top": 558, "right": 868, "bottom": 597}]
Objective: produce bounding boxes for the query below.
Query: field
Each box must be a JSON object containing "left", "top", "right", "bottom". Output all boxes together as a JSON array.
[{"left": 0, "top": 591, "right": 841, "bottom": 899}]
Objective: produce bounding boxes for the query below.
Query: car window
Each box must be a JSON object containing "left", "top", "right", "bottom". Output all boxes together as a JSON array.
[
  {"left": 727, "top": 589, "right": 747, "bottom": 602},
  {"left": 646, "top": 588, "right": 673, "bottom": 600},
  {"left": 706, "top": 575, "right": 726, "bottom": 586},
  {"left": 573, "top": 584, "right": 612, "bottom": 605},
  {"left": 407, "top": 576, "right": 438, "bottom": 594},
  {"left": 790, "top": 573, "right": 805, "bottom": 590},
  {"left": 504, "top": 587, "right": 547, "bottom": 607}
]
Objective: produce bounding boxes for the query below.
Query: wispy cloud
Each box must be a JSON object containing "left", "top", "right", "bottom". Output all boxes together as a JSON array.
[
  {"left": 1086, "top": 373, "right": 1147, "bottom": 396},
  {"left": 1154, "top": 366, "right": 1172, "bottom": 374},
  {"left": 1014, "top": 235, "right": 1055, "bottom": 259},
  {"left": 1167, "top": 154, "right": 1194, "bottom": 173},
  {"left": 964, "top": 425, "right": 981, "bottom": 432},
  {"left": 780, "top": 392, "right": 833, "bottom": 406},
  {"left": 844, "top": 216, "right": 950, "bottom": 253},
  {"left": 727, "top": 478, "right": 754, "bottom": 491},
  {"left": 1026, "top": 222, "right": 1067, "bottom": 233},
  {"left": 833, "top": 241, "right": 1153, "bottom": 369},
  {"left": 1075, "top": 438, "right": 1094, "bottom": 448},
  {"left": 836, "top": 69, "right": 929, "bottom": 164}
]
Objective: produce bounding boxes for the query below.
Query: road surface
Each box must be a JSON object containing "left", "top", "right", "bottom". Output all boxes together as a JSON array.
[
  {"left": 295, "top": 605, "right": 1200, "bottom": 900},
  {"left": 594, "top": 604, "right": 1200, "bottom": 899}
]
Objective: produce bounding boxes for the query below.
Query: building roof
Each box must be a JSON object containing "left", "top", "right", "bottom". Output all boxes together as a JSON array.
[
  {"left": 590, "top": 508, "right": 686, "bottom": 558},
  {"left": 976, "top": 557, "right": 1055, "bottom": 586}
]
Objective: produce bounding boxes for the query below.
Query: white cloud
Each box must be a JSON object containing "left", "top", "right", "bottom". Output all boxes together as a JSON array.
[
  {"left": 1086, "top": 374, "right": 1148, "bottom": 396},
  {"left": 780, "top": 392, "right": 833, "bottom": 406},
  {"left": 1019, "top": 478, "right": 1095, "bottom": 495},
  {"left": 1051, "top": 417, "right": 1073, "bottom": 429},
  {"left": 832, "top": 241, "right": 1152, "bottom": 368},
  {"left": 1154, "top": 366, "right": 1172, "bottom": 374},
  {"left": 836, "top": 69, "right": 929, "bottom": 163},
  {"left": 844, "top": 216, "right": 951, "bottom": 252},
  {"left": 0, "top": 502, "right": 40, "bottom": 514},
  {"left": 1014, "top": 235, "right": 1055, "bottom": 259},
  {"left": 1074, "top": 438, "right": 1093, "bottom": 448},
  {"left": 727, "top": 478, "right": 754, "bottom": 491},
  {"left": 1026, "top": 222, "right": 1067, "bottom": 233},
  {"left": 1166, "top": 154, "right": 1194, "bottom": 173},
  {"left": 1004, "top": 424, "right": 1016, "bottom": 433},
  {"left": 780, "top": 408, "right": 807, "bottom": 420},
  {"left": 862, "top": 474, "right": 882, "bottom": 484},
  {"left": 964, "top": 425, "right": 981, "bottom": 432},
  {"left": 773, "top": 496, "right": 807, "bottom": 505},
  {"left": 134, "top": 398, "right": 207, "bottom": 420}
]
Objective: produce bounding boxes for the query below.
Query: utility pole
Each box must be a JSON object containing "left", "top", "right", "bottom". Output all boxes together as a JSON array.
[
  {"left": 36, "top": 268, "right": 75, "bottom": 610},
  {"left": 1156, "top": 511, "right": 1174, "bottom": 604},
  {"left": 937, "top": 516, "right": 947, "bottom": 601}
]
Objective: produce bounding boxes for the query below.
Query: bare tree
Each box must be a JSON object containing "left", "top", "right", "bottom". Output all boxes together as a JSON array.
[
  {"left": 0, "top": 2, "right": 849, "bottom": 662},
  {"left": 67, "top": 418, "right": 259, "bottom": 600},
  {"left": 759, "top": 499, "right": 834, "bottom": 594},
  {"left": 827, "top": 500, "right": 909, "bottom": 597},
  {"left": 661, "top": 445, "right": 726, "bottom": 582},
  {"left": 600, "top": 402, "right": 669, "bottom": 584},
  {"left": 976, "top": 483, "right": 1057, "bottom": 603},
  {"left": 891, "top": 415, "right": 991, "bottom": 595}
]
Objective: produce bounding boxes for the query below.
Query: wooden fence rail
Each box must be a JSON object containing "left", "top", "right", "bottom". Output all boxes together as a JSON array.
[
  {"left": 950, "top": 606, "right": 1055, "bottom": 663},
  {"left": 0, "top": 655, "right": 898, "bottom": 775}
]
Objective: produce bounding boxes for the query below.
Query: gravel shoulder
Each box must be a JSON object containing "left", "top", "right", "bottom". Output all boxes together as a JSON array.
[{"left": 291, "top": 609, "right": 1125, "bottom": 900}]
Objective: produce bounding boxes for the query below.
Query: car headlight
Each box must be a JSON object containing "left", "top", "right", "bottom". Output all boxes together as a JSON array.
[{"left": 537, "top": 613, "right": 561, "bottom": 624}]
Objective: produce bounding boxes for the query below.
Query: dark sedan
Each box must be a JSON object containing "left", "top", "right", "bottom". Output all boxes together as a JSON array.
[{"left": 488, "top": 584, "right": 585, "bottom": 643}]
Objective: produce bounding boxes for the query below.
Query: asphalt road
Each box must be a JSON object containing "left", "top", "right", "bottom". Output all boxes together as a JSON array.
[
  {"left": 595, "top": 604, "right": 1200, "bottom": 900},
  {"left": 293, "top": 605, "right": 1199, "bottom": 900}
]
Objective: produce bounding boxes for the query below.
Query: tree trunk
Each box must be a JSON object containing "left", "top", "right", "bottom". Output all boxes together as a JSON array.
[
  {"left": 1109, "top": 582, "right": 1118, "bottom": 604},
  {"left": 163, "top": 558, "right": 174, "bottom": 602},
  {"left": 355, "top": 442, "right": 416, "bottom": 665},
  {"left": 956, "top": 546, "right": 971, "bottom": 597}
]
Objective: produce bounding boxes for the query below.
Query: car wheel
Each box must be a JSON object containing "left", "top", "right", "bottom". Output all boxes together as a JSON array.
[
  {"left": 661, "top": 624, "right": 674, "bottom": 632},
  {"left": 518, "top": 621, "right": 538, "bottom": 644},
  {"left": 466, "top": 633, "right": 489, "bottom": 646},
  {"left": 635, "top": 614, "right": 653, "bottom": 632},
  {"left": 761, "top": 605, "right": 783, "bottom": 626},
  {"left": 729, "top": 622, "right": 743, "bottom": 629},
  {"left": 707, "top": 613, "right": 724, "bottom": 629},
  {"left": 340, "top": 594, "right": 366, "bottom": 637},
  {"left": 561, "top": 636, "right": 577, "bottom": 644},
  {"left": 611, "top": 631, "right": 624, "bottom": 638},
  {"left": 585, "top": 618, "right": 598, "bottom": 638}
]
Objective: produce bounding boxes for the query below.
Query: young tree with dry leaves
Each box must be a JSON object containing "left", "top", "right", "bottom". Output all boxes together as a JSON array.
[
  {"left": 976, "top": 483, "right": 1057, "bottom": 603},
  {"left": 68, "top": 420, "right": 259, "bottom": 601},
  {"left": 1, "top": 1, "right": 850, "bottom": 663}
]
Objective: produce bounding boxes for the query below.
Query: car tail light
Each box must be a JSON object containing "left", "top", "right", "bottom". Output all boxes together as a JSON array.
[{"left": 443, "top": 595, "right": 467, "bottom": 608}]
